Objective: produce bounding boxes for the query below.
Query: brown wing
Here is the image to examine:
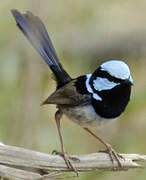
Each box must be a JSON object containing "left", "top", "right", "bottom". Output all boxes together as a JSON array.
[{"left": 42, "top": 80, "right": 91, "bottom": 106}]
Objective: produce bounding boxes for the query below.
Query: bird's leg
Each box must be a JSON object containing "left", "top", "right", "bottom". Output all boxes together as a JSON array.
[
  {"left": 54, "top": 110, "right": 78, "bottom": 175},
  {"left": 83, "top": 127, "right": 123, "bottom": 167}
]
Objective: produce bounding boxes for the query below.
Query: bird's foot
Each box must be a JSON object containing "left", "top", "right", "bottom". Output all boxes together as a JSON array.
[
  {"left": 52, "top": 150, "right": 79, "bottom": 176},
  {"left": 99, "top": 144, "right": 124, "bottom": 168}
]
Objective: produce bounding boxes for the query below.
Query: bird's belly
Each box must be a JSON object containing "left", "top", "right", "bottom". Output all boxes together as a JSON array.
[{"left": 62, "top": 105, "right": 112, "bottom": 128}]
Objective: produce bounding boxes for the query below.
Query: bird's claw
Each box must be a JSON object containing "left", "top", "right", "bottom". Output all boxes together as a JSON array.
[
  {"left": 99, "top": 144, "right": 124, "bottom": 168},
  {"left": 52, "top": 150, "right": 79, "bottom": 176},
  {"left": 52, "top": 150, "right": 80, "bottom": 162}
]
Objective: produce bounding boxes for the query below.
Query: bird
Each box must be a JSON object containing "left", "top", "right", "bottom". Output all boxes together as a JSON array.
[{"left": 11, "top": 9, "right": 133, "bottom": 173}]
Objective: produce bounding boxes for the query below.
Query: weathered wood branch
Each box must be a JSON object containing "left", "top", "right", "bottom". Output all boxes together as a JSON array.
[{"left": 0, "top": 142, "right": 145, "bottom": 180}]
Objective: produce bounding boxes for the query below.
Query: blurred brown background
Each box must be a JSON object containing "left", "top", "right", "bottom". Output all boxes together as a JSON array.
[{"left": 0, "top": 0, "right": 146, "bottom": 179}]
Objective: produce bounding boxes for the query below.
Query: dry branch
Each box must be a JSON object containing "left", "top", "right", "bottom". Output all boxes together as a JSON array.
[{"left": 0, "top": 142, "right": 145, "bottom": 180}]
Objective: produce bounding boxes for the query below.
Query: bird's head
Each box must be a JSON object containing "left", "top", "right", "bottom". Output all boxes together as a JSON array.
[{"left": 86, "top": 60, "right": 133, "bottom": 118}]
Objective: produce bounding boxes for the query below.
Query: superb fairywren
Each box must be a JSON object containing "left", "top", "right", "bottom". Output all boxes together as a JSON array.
[{"left": 11, "top": 9, "right": 133, "bottom": 172}]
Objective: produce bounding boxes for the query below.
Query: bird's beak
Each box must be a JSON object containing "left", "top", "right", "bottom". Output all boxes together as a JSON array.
[{"left": 128, "top": 75, "right": 134, "bottom": 85}]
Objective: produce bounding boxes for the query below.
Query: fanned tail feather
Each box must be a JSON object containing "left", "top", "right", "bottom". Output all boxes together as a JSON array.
[{"left": 11, "top": 9, "right": 71, "bottom": 88}]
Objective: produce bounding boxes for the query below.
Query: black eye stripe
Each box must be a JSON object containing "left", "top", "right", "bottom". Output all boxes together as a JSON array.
[
  {"left": 90, "top": 67, "right": 124, "bottom": 84},
  {"left": 98, "top": 71, "right": 123, "bottom": 83}
]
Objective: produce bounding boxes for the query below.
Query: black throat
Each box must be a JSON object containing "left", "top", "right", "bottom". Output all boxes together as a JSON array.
[{"left": 91, "top": 83, "right": 131, "bottom": 119}]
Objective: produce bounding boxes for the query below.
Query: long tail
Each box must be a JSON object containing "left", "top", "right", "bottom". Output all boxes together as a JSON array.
[{"left": 11, "top": 9, "right": 71, "bottom": 88}]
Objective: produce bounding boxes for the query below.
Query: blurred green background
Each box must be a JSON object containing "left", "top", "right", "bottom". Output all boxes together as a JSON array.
[{"left": 0, "top": 0, "right": 146, "bottom": 179}]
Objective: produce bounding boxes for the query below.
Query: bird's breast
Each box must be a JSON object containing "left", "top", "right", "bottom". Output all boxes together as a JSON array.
[{"left": 60, "top": 104, "right": 113, "bottom": 128}]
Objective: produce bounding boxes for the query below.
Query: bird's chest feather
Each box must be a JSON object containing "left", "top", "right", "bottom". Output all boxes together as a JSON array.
[{"left": 60, "top": 104, "right": 111, "bottom": 127}]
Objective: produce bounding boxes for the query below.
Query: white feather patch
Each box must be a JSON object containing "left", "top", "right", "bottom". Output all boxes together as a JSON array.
[
  {"left": 101, "top": 60, "right": 131, "bottom": 80},
  {"left": 85, "top": 74, "right": 92, "bottom": 93},
  {"left": 86, "top": 74, "right": 102, "bottom": 101},
  {"left": 93, "top": 77, "right": 120, "bottom": 91}
]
